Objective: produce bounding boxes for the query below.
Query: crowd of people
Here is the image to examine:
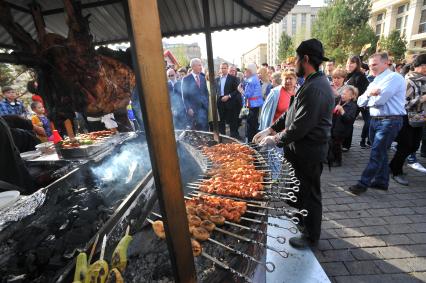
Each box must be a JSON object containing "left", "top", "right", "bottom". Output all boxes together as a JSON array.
[{"left": 166, "top": 39, "right": 426, "bottom": 248}]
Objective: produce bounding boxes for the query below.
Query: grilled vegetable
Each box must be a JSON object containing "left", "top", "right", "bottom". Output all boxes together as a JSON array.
[
  {"left": 105, "top": 268, "right": 124, "bottom": 283},
  {"left": 111, "top": 226, "right": 133, "bottom": 272},
  {"left": 85, "top": 235, "right": 108, "bottom": 283},
  {"left": 73, "top": 252, "right": 88, "bottom": 283}
]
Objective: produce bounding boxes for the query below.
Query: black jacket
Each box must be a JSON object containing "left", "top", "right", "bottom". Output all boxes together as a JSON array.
[
  {"left": 331, "top": 100, "right": 358, "bottom": 139},
  {"left": 346, "top": 71, "right": 369, "bottom": 96},
  {"left": 271, "top": 72, "right": 334, "bottom": 163},
  {"left": 215, "top": 75, "right": 242, "bottom": 112}
]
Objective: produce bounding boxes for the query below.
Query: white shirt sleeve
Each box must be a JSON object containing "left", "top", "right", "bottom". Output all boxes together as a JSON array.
[{"left": 101, "top": 113, "right": 118, "bottom": 129}]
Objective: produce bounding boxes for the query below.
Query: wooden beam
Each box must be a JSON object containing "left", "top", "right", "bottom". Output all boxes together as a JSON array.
[
  {"left": 4, "top": 2, "right": 31, "bottom": 14},
  {"left": 202, "top": 0, "right": 220, "bottom": 142},
  {"left": 125, "top": 0, "right": 197, "bottom": 282},
  {"left": 0, "top": 52, "right": 44, "bottom": 65}
]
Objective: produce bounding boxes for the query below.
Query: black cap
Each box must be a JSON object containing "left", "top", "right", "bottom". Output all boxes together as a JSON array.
[{"left": 296, "top": 38, "right": 329, "bottom": 62}]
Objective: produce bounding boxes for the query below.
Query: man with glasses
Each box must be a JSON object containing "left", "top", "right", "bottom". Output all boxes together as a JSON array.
[
  {"left": 349, "top": 52, "right": 406, "bottom": 195},
  {"left": 167, "top": 68, "right": 186, "bottom": 129}
]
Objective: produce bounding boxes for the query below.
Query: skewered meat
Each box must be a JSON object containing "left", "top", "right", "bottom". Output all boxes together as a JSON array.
[
  {"left": 152, "top": 221, "right": 166, "bottom": 239},
  {"left": 200, "top": 220, "right": 215, "bottom": 232},
  {"left": 191, "top": 239, "right": 202, "bottom": 257},
  {"left": 196, "top": 207, "right": 210, "bottom": 220},
  {"left": 209, "top": 215, "right": 225, "bottom": 226},
  {"left": 191, "top": 227, "right": 210, "bottom": 241},
  {"left": 188, "top": 215, "right": 202, "bottom": 226},
  {"left": 186, "top": 205, "right": 197, "bottom": 215}
]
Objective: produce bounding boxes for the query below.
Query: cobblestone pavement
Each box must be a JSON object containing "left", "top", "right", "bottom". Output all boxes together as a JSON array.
[{"left": 314, "top": 120, "right": 426, "bottom": 283}]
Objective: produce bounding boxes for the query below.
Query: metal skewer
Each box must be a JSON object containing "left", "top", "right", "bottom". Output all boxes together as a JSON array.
[{"left": 147, "top": 215, "right": 275, "bottom": 275}]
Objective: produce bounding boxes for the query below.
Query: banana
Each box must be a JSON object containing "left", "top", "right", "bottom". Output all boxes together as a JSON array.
[
  {"left": 111, "top": 226, "right": 133, "bottom": 272},
  {"left": 85, "top": 235, "right": 108, "bottom": 283},
  {"left": 105, "top": 268, "right": 124, "bottom": 283},
  {"left": 85, "top": 260, "right": 109, "bottom": 283},
  {"left": 73, "top": 252, "right": 87, "bottom": 283}
]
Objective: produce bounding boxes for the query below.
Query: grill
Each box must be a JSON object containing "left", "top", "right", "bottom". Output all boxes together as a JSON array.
[{"left": 0, "top": 130, "right": 305, "bottom": 283}]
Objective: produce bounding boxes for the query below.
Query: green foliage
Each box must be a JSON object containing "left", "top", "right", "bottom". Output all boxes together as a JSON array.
[
  {"left": 0, "top": 63, "right": 15, "bottom": 87},
  {"left": 173, "top": 45, "right": 190, "bottom": 68},
  {"left": 312, "top": 0, "right": 377, "bottom": 64},
  {"left": 379, "top": 30, "right": 407, "bottom": 62},
  {"left": 277, "top": 33, "right": 294, "bottom": 63}
]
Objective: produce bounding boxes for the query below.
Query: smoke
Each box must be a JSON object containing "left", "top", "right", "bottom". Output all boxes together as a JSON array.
[{"left": 90, "top": 141, "right": 151, "bottom": 189}]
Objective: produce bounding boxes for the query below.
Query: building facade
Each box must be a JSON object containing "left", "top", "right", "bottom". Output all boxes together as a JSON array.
[
  {"left": 240, "top": 43, "right": 267, "bottom": 69},
  {"left": 370, "top": 0, "right": 426, "bottom": 52},
  {"left": 267, "top": 5, "right": 320, "bottom": 65}
]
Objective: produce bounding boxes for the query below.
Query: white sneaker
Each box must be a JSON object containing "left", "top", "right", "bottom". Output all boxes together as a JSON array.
[{"left": 407, "top": 162, "right": 426, "bottom": 174}]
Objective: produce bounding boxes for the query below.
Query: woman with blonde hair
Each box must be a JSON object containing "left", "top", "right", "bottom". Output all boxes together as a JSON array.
[
  {"left": 257, "top": 66, "right": 272, "bottom": 99},
  {"left": 259, "top": 70, "right": 297, "bottom": 131}
]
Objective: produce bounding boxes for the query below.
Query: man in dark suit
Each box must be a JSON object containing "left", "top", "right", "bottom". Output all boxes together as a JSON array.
[
  {"left": 181, "top": 58, "right": 209, "bottom": 131},
  {"left": 216, "top": 63, "right": 241, "bottom": 138},
  {"left": 167, "top": 68, "right": 187, "bottom": 129}
]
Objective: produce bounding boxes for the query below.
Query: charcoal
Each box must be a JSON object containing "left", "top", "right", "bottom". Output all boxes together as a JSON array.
[
  {"left": 63, "top": 227, "right": 91, "bottom": 246},
  {"left": 5, "top": 274, "right": 26, "bottom": 283},
  {"left": 35, "top": 247, "right": 52, "bottom": 265},
  {"left": 14, "top": 226, "right": 48, "bottom": 253},
  {"left": 47, "top": 255, "right": 64, "bottom": 270},
  {"left": 24, "top": 252, "right": 37, "bottom": 273}
]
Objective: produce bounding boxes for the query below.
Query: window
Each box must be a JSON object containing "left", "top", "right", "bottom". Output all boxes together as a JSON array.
[
  {"left": 397, "top": 4, "right": 407, "bottom": 14},
  {"left": 419, "top": 9, "right": 426, "bottom": 33},
  {"left": 311, "top": 15, "right": 316, "bottom": 25},
  {"left": 282, "top": 16, "right": 287, "bottom": 30},
  {"left": 422, "top": 40, "right": 426, "bottom": 48},
  {"left": 301, "top": 13, "right": 306, "bottom": 25},
  {"left": 375, "top": 12, "right": 385, "bottom": 36},
  {"left": 292, "top": 14, "right": 297, "bottom": 36}
]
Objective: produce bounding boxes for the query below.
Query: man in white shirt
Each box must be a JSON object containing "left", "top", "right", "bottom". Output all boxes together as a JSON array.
[{"left": 349, "top": 52, "right": 406, "bottom": 195}]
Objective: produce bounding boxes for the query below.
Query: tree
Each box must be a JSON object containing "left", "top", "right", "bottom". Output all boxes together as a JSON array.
[
  {"left": 277, "top": 33, "right": 294, "bottom": 63},
  {"left": 312, "top": 0, "right": 377, "bottom": 64},
  {"left": 379, "top": 30, "right": 407, "bottom": 62},
  {"left": 173, "top": 45, "right": 190, "bottom": 68}
]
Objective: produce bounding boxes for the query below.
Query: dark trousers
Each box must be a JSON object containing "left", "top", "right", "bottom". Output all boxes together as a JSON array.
[
  {"left": 285, "top": 150, "right": 323, "bottom": 241},
  {"left": 246, "top": 107, "right": 260, "bottom": 142},
  {"left": 218, "top": 101, "right": 240, "bottom": 138},
  {"left": 389, "top": 116, "right": 423, "bottom": 176},
  {"left": 360, "top": 108, "right": 371, "bottom": 141},
  {"left": 329, "top": 137, "right": 344, "bottom": 164},
  {"left": 421, "top": 125, "right": 426, "bottom": 156}
]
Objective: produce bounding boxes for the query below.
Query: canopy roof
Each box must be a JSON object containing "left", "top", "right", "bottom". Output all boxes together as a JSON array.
[{"left": 0, "top": 0, "right": 298, "bottom": 49}]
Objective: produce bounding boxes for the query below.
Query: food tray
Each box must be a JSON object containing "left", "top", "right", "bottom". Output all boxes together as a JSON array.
[{"left": 59, "top": 140, "right": 110, "bottom": 159}]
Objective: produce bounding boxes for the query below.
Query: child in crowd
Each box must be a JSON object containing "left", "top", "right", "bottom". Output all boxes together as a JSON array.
[
  {"left": 31, "top": 101, "right": 52, "bottom": 142},
  {"left": 329, "top": 85, "right": 358, "bottom": 167}
]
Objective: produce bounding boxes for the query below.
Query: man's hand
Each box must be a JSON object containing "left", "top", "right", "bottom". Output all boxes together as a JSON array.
[
  {"left": 221, "top": 95, "right": 230, "bottom": 102},
  {"left": 188, "top": 108, "right": 194, "bottom": 117},
  {"left": 420, "top": 94, "right": 426, "bottom": 103},
  {"left": 369, "top": 89, "right": 381, "bottom": 97},
  {"left": 253, "top": 128, "right": 274, "bottom": 144},
  {"left": 259, "top": 135, "right": 277, "bottom": 147}
]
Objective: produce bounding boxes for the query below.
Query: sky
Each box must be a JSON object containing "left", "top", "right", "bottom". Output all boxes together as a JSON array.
[{"left": 162, "top": 0, "right": 326, "bottom": 64}]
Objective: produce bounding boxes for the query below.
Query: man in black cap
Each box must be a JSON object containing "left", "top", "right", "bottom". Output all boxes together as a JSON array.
[{"left": 253, "top": 39, "right": 334, "bottom": 248}]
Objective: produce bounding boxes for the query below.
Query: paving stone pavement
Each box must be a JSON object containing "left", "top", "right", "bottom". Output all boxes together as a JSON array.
[{"left": 314, "top": 120, "right": 426, "bottom": 283}]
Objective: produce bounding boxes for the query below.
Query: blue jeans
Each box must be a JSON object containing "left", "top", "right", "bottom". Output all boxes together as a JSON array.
[{"left": 358, "top": 117, "right": 403, "bottom": 188}]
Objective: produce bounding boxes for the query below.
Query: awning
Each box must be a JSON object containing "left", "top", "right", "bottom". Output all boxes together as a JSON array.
[{"left": 0, "top": 0, "right": 298, "bottom": 49}]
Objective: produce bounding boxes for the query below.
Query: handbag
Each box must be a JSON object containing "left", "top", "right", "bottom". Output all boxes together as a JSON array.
[
  {"left": 408, "top": 111, "right": 426, "bottom": 127},
  {"left": 239, "top": 106, "right": 249, "bottom": 119}
]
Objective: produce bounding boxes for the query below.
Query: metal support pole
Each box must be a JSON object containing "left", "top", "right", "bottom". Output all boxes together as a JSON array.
[
  {"left": 202, "top": 0, "right": 221, "bottom": 142},
  {"left": 125, "top": 1, "right": 197, "bottom": 282}
]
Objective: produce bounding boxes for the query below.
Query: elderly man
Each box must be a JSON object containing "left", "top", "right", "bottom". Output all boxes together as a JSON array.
[
  {"left": 216, "top": 63, "right": 241, "bottom": 138},
  {"left": 181, "top": 58, "right": 209, "bottom": 131},
  {"left": 349, "top": 52, "right": 406, "bottom": 195},
  {"left": 253, "top": 39, "right": 334, "bottom": 248},
  {"left": 167, "top": 68, "right": 186, "bottom": 129},
  {"left": 238, "top": 63, "right": 263, "bottom": 142},
  {"left": 0, "top": 86, "right": 27, "bottom": 116}
]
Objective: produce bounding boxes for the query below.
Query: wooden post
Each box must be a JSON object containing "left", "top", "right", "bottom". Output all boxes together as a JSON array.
[
  {"left": 125, "top": 1, "right": 197, "bottom": 282},
  {"left": 202, "top": 0, "right": 221, "bottom": 142}
]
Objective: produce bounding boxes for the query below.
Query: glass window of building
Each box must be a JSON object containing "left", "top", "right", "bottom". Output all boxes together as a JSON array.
[
  {"left": 419, "top": 9, "right": 426, "bottom": 33},
  {"left": 291, "top": 14, "right": 297, "bottom": 36}
]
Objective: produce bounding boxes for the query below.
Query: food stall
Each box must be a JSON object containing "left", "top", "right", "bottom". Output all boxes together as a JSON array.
[{"left": 0, "top": 0, "right": 329, "bottom": 282}]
